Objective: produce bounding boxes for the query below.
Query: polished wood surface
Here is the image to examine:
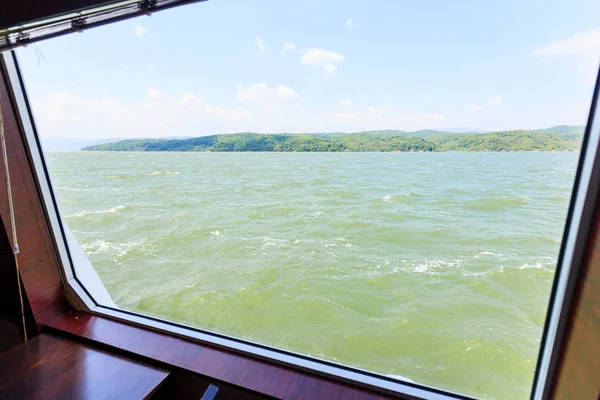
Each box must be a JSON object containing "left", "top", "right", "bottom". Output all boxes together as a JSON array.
[
  {"left": 153, "top": 370, "right": 272, "bottom": 400},
  {"left": 0, "top": 333, "right": 169, "bottom": 400},
  {"left": 48, "top": 312, "right": 399, "bottom": 400}
]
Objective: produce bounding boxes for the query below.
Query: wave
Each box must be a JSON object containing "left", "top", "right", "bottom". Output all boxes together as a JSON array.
[
  {"left": 519, "top": 262, "right": 544, "bottom": 270},
  {"left": 382, "top": 192, "right": 414, "bottom": 203},
  {"left": 473, "top": 251, "right": 503, "bottom": 259},
  {"left": 80, "top": 238, "right": 143, "bottom": 257},
  {"left": 149, "top": 171, "right": 182, "bottom": 176},
  {"left": 66, "top": 205, "right": 125, "bottom": 218}
]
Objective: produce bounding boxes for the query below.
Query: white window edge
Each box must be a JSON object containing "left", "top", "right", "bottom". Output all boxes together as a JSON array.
[
  {"left": 532, "top": 78, "right": 600, "bottom": 399},
  {"left": 6, "top": 47, "right": 600, "bottom": 400}
]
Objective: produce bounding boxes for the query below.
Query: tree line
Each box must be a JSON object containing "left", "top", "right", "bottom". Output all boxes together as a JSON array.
[{"left": 83, "top": 130, "right": 583, "bottom": 152}]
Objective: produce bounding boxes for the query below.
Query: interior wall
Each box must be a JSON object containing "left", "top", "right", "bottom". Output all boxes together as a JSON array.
[
  {"left": 552, "top": 195, "right": 600, "bottom": 399},
  {"left": 0, "top": 57, "right": 70, "bottom": 329}
]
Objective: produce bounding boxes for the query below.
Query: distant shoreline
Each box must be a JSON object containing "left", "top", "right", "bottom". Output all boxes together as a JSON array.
[{"left": 83, "top": 128, "right": 583, "bottom": 153}]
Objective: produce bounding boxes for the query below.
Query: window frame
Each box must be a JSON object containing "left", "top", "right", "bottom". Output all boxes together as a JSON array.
[{"left": 4, "top": 47, "right": 600, "bottom": 400}]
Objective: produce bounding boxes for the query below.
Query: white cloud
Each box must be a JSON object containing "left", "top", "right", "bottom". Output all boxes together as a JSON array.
[
  {"left": 533, "top": 28, "right": 600, "bottom": 58},
  {"left": 301, "top": 48, "right": 345, "bottom": 67},
  {"left": 488, "top": 96, "right": 503, "bottom": 105},
  {"left": 145, "top": 88, "right": 162, "bottom": 98},
  {"left": 282, "top": 41, "right": 296, "bottom": 52},
  {"left": 340, "top": 99, "right": 352, "bottom": 106},
  {"left": 180, "top": 92, "right": 198, "bottom": 102},
  {"left": 236, "top": 83, "right": 299, "bottom": 103},
  {"left": 346, "top": 19, "right": 355, "bottom": 28},
  {"left": 254, "top": 37, "right": 266, "bottom": 54},
  {"left": 324, "top": 64, "right": 338, "bottom": 75},
  {"left": 134, "top": 24, "right": 148, "bottom": 37},
  {"left": 465, "top": 104, "right": 484, "bottom": 111},
  {"left": 32, "top": 90, "right": 253, "bottom": 139},
  {"left": 533, "top": 28, "right": 600, "bottom": 83},
  {"left": 31, "top": 90, "right": 447, "bottom": 139},
  {"left": 331, "top": 112, "right": 360, "bottom": 122}
]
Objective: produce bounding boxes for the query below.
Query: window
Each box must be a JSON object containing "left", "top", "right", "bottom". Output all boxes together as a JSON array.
[{"left": 5, "top": 1, "right": 600, "bottom": 398}]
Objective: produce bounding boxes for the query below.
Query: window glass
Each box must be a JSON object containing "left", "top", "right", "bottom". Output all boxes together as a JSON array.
[{"left": 16, "top": 1, "right": 599, "bottom": 398}]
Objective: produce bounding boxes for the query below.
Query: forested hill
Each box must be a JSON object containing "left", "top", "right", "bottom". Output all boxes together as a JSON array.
[{"left": 83, "top": 128, "right": 584, "bottom": 152}]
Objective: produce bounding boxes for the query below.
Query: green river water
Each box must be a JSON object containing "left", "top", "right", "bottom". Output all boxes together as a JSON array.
[{"left": 46, "top": 151, "right": 579, "bottom": 399}]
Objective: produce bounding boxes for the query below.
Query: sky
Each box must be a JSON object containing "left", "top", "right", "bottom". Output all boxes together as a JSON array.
[{"left": 15, "top": 0, "right": 600, "bottom": 139}]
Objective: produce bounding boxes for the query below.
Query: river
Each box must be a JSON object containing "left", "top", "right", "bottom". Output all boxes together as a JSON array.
[{"left": 46, "top": 151, "right": 579, "bottom": 399}]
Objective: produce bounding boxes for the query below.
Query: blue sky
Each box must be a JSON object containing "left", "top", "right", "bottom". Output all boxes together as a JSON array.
[{"left": 16, "top": 0, "right": 600, "bottom": 138}]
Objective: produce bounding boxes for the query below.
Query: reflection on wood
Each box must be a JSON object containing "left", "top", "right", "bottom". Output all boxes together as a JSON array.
[
  {"left": 0, "top": 333, "right": 169, "bottom": 399},
  {"left": 48, "top": 312, "right": 397, "bottom": 400}
]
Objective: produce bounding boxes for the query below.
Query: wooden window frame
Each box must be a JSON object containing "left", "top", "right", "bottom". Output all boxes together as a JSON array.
[{"left": 1, "top": 47, "right": 599, "bottom": 400}]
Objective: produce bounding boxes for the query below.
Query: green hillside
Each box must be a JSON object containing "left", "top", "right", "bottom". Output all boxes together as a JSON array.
[{"left": 83, "top": 127, "right": 583, "bottom": 153}]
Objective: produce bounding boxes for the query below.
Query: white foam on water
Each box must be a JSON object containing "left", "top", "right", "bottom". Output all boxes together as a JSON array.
[
  {"left": 80, "top": 238, "right": 142, "bottom": 257},
  {"left": 474, "top": 250, "right": 503, "bottom": 259},
  {"left": 520, "top": 262, "right": 544, "bottom": 270},
  {"left": 382, "top": 194, "right": 393, "bottom": 202},
  {"left": 210, "top": 230, "right": 222, "bottom": 236},
  {"left": 67, "top": 205, "right": 125, "bottom": 218},
  {"left": 149, "top": 171, "right": 182, "bottom": 176},
  {"left": 184, "top": 281, "right": 199, "bottom": 289}
]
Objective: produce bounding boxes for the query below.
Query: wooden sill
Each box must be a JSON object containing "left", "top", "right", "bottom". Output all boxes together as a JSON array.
[{"left": 45, "top": 311, "right": 398, "bottom": 400}]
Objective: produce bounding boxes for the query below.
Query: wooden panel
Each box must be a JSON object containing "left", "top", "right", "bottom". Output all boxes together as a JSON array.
[
  {"left": 0, "top": 213, "right": 38, "bottom": 342},
  {"left": 0, "top": 318, "right": 21, "bottom": 353},
  {"left": 47, "top": 312, "right": 402, "bottom": 400},
  {"left": 0, "top": 333, "right": 169, "bottom": 400},
  {"left": 0, "top": 59, "right": 70, "bottom": 329},
  {"left": 552, "top": 196, "right": 600, "bottom": 399}
]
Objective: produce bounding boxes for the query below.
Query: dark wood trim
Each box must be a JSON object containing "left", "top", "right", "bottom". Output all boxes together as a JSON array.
[
  {"left": 0, "top": 58, "right": 70, "bottom": 332},
  {"left": 551, "top": 195, "right": 600, "bottom": 399},
  {"left": 0, "top": 333, "right": 170, "bottom": 399},
  {"left": 46, "top": 311, "right": 400, "bottom": 400}
]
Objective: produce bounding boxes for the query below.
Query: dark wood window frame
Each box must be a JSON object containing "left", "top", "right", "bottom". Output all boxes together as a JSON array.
[{"left": 1, "top": 47, "right": 599, "bottom": 399}]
